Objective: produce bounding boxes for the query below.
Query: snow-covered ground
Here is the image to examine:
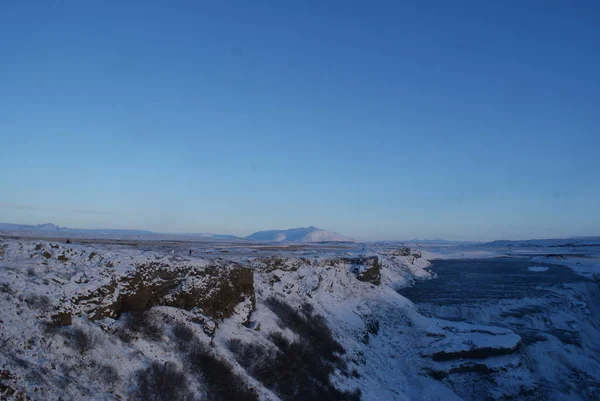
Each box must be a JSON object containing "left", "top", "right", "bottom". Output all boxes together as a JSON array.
[{"left": 0, "top": 236, "right": 598, "bottom": 400}]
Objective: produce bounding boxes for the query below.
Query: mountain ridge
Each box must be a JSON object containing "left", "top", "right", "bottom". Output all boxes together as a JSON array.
[
  {"left": 245, "top": 226, "right": 353, "bottom": 243},
  {"left": 0, "top": 222, "right": 354, "bottom": 242}
]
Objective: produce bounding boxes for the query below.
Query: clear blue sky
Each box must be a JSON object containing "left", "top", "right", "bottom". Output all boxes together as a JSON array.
[{"left": 1, "top": 1, "right": 599, "bottom": 241}]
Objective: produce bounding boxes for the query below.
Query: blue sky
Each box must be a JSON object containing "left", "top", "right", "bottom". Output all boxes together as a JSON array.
[{"left": 1, "top": 1, "right": 599, "bottom": 241}]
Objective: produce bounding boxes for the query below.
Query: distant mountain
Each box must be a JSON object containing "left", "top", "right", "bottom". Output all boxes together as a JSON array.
[
  {"left": 246, "top": 226, "right": 353, "bottom": 243},
  {"left": 0, "top": 222, "right": 244, "bottom": 240},
  {"left": 372, "top": 239, "right": 478, "bottom": 245},
  {"left": 0, "top": 222, "right": 153, "bottom": 236},
  {"left": 486, "top": 237, "right": 600, "bottom": 248},
  {"left": 208, "top": 234, "right": 240, "bottom": 240}
]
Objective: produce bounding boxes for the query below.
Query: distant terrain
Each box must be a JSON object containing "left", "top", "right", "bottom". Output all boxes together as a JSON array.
[
  {"left": 0, "top": 222, "right": 153, "bottom": 236},
  {"left": 245, "top": 226, "right": 353, "bottom": 243},
  {"left": 0, "top": 223, "right": 353, "bottom": 243}
]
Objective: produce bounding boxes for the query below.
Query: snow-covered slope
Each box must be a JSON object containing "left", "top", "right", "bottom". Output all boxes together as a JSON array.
[
  {"left": 1, "top": 237, "right": 597, "bottom": 400},
  {"left": 246, "top": 226, "right": 353, "bottom": 242}
]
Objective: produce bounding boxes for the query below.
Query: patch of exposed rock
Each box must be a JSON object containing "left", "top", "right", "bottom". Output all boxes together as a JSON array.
[
  {"left": 342, "top": 256, "right": 382, "bottom": 285},
  {"left": 251, "top": 255, "right": 308, "bottom": 272},
  {"left": 65, "top": 260, "right": 254, "bottom": 322}
]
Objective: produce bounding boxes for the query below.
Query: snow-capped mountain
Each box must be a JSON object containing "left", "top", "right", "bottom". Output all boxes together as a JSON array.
[{"left": 246, "top": 226, "right": 353, "bottom": 242}]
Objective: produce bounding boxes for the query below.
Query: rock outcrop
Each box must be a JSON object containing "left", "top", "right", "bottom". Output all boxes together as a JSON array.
[
  {"left": 68, "top": 260, "right": 255, "bottom": 321},
  {"left": 343, "top": 256, "right": 382, "bottom": 285}
]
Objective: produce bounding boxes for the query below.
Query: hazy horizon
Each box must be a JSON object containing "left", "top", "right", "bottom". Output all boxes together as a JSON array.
[
  {"left": 1, "top": 218, "right": 598, "bottom": 244},
  {"left": 1, "top": 2, "right": 599, "bottom": 241}
]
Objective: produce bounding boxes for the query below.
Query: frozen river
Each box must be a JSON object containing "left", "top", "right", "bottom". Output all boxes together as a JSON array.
[{"left": 399, "top": 257, "right": 600, "bottom": 401}]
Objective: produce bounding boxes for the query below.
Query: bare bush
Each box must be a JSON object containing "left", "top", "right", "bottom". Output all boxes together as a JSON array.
[
  {"left": 228, "top": 298, "right": 360, "bottom": 401},
  {"left": 265, "top": 297, "right": 345, "bottom": 360},
  {"left": 26, "top": 369, "right": 47, "bottom": 385},
  {"left": 70, "top": 327, "right": 100, "bottom": 355},
  {"left": 131, "top": 361, "right": 194, "bottom": 401},
  {"left": 91, "top": 362, "right": 120, "bottom": 389},
  {"left": 0, "top": 282, "right": 15, "bottom": 295},
  {"left": 187, "top": 341, "right": 259, "bottom": 401},
  {"left": 25, "top": 294, "right": 52, "bottom": 311},
  {"left": 122, "top": 310, "right": 163, "bottom": 342},
  {"left": 172, "top": 322, "right": 195, "bottom": 349},
  {"left": 113, "top": 325, "right": 135, "bottom": 343}
]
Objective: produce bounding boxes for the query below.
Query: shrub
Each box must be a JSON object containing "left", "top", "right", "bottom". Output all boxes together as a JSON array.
[
  {"left": 361, "top": 314, "right": 380, "bottom": 344},
  {"left": 122, "top": 310, "right": 163, "bottom": 342},
  {"left": 90, "top": 361, "right": 120, "bottom": 388},
  {"left": 26, "top": 369, "right": 47, "bottom": 385},
  {"left": 265, "top": 297, "right": 345, "bottom": 360},
  {"left": 228, "top": 298, "right": 361, "bottom": 401},
  {"left": 70, "top": 327, "right": 99, "bottom": 355},
  {"left": 99, "top": 364, "right": 120, "bottom": 385},
  {"left": 229, "top": 334, "right": 360, "bottom": 401},
  {"left": 114, "top": 326, "right": 136, "bottom": 343},
  {"left": 187, "top": 340, "right": 259, "bottom": 401},
  {"left": 131, "top": 361, "right": 194, "bottom": 401},
  {"left": 0, "top": 283, "right": 15, "bottom": 295},
  {"left": 25, "top": 294, "right": 52, "bottom": 311},
  {"left": 172, "top": 323, "right": 195, "bottom": 349}
]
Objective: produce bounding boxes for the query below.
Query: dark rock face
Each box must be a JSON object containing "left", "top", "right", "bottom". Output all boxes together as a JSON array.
[
  {"left": 52, "top": 311, "right": 72, "bottom": 326},
  {"left": 255, "top": 256, "right": 304, "bottom": 273},
  {"left": 155, "top": 264, "right": 255, "bottom": 318},
  {"left": 392, "top": 247, "right": 412, "bottom": 257},
  {"left": 341, "top": 256, "right": 381, "bottom": 286},
  {"left": 68, "top": 261, "right": 255, "bottom": 321}
]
